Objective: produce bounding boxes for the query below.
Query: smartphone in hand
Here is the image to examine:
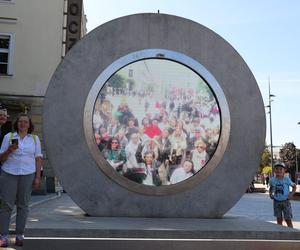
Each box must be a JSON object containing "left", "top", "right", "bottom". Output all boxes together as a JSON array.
[{"left": 11, "top": 139, "right": 18, "bottom": 146}]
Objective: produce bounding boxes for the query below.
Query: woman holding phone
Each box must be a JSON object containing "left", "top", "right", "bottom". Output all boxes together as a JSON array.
[{"left": 0, "top": 113, "right": 42, "bottom": 247}]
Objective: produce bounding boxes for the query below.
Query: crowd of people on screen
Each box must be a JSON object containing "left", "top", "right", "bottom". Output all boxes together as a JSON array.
[{"left": 93, "top": 86, "right": 220, "bottom": 186}]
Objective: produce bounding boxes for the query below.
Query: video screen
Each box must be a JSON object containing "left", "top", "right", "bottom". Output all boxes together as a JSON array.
[{"left": 93, "top": 59, "right": 220, "bottom": 186}]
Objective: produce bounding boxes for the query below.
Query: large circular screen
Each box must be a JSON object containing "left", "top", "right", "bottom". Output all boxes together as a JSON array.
[{"left": 93, "top": 59, "right": 221, "bottom": 186}]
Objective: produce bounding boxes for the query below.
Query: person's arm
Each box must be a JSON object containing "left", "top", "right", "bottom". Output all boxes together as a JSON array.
[
  {"left": 0, "top": 145, "right": 18, "bottom": 163},
  {"left": 32, "top": 135, "right": 43, "bottom": 190},
  {"left": 269, "top": 181, "right": 274, "bottom": 199},
  {"left": 288, "top": 183, "right": 297, "bottom": 199},
  {"left": 0, "top": 134, "right": 18, "bottom": 163},
  {"left": 32, "top": 156, "right": 42, "bottom": 190}
]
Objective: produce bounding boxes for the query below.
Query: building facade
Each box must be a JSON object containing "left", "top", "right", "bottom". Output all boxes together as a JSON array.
[{"left": 0, "top": 0, "right": 86, "bottom": 193}]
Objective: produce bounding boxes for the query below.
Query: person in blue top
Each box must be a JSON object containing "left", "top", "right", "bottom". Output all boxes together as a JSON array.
[{"left": 269, "top": 162, "right": 296, "bottom": 228}]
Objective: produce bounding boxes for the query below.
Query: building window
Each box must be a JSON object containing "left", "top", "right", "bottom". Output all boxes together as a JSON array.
[{"left": 0, "top": 34, "right": 13, "bottom": 75}]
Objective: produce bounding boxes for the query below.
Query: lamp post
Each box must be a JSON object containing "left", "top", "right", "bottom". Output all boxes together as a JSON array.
[{"left": 266, "top": 78, "right": 275, "bottom": 170}]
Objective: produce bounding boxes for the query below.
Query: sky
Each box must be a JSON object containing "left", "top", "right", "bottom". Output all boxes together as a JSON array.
[{"left": 83, "top": 0, "right": 300, "bottom": 148}]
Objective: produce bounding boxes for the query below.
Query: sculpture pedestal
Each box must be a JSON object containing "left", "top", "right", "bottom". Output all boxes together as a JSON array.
[{"left": 24, "top": 195, "right": 300, "bottom": 250}]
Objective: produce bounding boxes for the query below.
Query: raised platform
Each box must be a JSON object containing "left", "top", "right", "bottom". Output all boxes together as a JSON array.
[{"left": 23, "top": 195, "right": 300, "bottom": 250}]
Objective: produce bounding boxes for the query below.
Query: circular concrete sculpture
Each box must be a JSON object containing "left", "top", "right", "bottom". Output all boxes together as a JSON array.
[{"left": 43, "top": 13, "right": 265, "bottom": 218}]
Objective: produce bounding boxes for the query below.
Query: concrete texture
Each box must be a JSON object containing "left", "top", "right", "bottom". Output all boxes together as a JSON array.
[
  {"left": 5, "top": 191, "right": 300, "bottom": 249},
  {"left": 25, "top": 216, "right": 300, "bottom": 240},
  {"left": 0, "top": 191, "right": 295, "bottom": 249},
  {"left": 23, "top": 238, "right": 300, "bottom": 250},
  {"left": 23, "top": 194, "right": 300, "bottom": 239},
  {"left": 43, "top": 13, "right": 266, "bottom": 217},
  {"left": 22, "top": 194, "right": 300, "bottom": 250}
]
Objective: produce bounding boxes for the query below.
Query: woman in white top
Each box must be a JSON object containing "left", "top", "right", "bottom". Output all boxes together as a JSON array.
[
  {"left": 170, "top": 160, "right": 194, "bottom": 184},
  {"left": 0, "top": 113, "right": 43, "bottom": 247}
]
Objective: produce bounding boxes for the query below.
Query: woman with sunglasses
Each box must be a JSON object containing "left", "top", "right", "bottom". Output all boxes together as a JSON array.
[
  {"left": 103, "top": 137, "right": 127, "bottom": 173},
  {"left": 190, "top": 139, "right": 208, "bottom": 173}
]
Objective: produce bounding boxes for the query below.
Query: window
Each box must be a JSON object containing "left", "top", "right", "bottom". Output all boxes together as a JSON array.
[{"left": 0, "top": 34, "right": 13, "bottom": 75}]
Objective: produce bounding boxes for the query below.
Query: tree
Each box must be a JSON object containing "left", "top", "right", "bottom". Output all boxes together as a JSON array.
[
  {"left": 260, "top": 147, "right": 271, "bottom": 173},
  {"left": 279, "top": 142, "right": 300, "bottom": 182},
  {"left": 262, "top": 166, "right": 272, "bottom": 175},
  {"left": 108, "top": 73, "right": 126, "bottom": 89}
]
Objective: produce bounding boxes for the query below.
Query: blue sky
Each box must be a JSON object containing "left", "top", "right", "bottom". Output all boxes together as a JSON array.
[{"left": 84, "top": 0, "right": 300, "bottom": 147}]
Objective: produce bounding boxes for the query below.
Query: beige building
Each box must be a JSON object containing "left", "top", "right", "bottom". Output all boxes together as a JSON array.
[{"left": 0, "top": 0, "right": 86, "bottom": 192}]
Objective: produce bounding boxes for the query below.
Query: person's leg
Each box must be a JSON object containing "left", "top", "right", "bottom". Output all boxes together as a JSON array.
[
  {"left": 285, "top": 219, "right": 293, "bottom": 228},
  {"left": 0, "top": 172, "right": 18, "bottom": 235},
  {"left": 15, "top": 173, "right": 35, "bottom": 235},
  {"left": 283, "top": 200, "right": 293, "bottom": 228},
  {"left": 273, "top": 200, "right": 283, "bottom": 225},
  {"left": 276, "top": 217, "right": 283, "bottom": 225}
]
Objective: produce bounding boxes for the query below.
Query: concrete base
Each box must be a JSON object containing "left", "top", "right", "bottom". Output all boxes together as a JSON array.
[
  {"left": 24, "top": 238, "right": 300, "bottom": 250},
  {"left": 24, "top": 217, "right": 300, "bottom": 249},
  {"left": 23, "top": 195, "right": 300, "bottom": 250},
  {"left": 25, "top": 216, "right": 300, "bottom": 239}
]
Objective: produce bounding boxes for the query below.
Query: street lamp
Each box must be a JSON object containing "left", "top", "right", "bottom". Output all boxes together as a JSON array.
[{"left": 266, "top": 78, "right": 275, "bottom": 170}]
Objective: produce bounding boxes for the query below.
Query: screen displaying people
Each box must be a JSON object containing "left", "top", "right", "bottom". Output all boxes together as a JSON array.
[{"left": 93, "top": 59, "right": 221, "bottom": 186}]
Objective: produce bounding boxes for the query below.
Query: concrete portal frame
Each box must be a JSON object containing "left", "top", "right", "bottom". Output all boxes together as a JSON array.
[
  {"left": 84, "top": 49, "right": 230, "bottom": 196},
  {"left": 43, "top": 13, "right": 266, "bottom": 218}
]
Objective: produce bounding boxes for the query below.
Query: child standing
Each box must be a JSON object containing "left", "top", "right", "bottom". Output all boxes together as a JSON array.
[{"left": 269, "top": 162, "right": 296, "bottom": 228}]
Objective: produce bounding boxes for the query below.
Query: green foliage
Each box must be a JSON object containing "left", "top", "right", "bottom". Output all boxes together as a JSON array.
[
  {"left": 262, "top": 166, "right": 272, "bottom": 174},
  {"left": 260, "top": 148, "right": 271, "bottom": 169},
  {"left": 279, "top": 142, "right": 300, "bottom": 182},
  {"left": 259, "top": 147, "right": 271, "bottom": 173},
  {"left": 108, "top": 73, "right": 126, "bottom": 89},
  {"left": 279, "top": 142, "right": 296, "bottom": 169}
]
